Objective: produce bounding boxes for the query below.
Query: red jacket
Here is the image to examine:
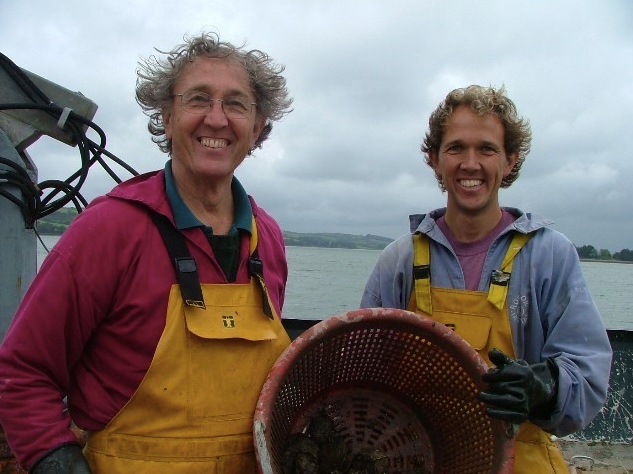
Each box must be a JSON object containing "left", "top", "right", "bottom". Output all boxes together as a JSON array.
[{"left": 0, "top": 170, "right": 288, "bottom": 470}]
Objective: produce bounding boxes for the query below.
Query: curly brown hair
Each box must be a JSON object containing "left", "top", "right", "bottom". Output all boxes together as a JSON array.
[
  {"left": 421, "top": 85, "right": 531, "bottom": 190},
  {"left": 135, "top": 31, "right": 293, "bottom": 155}
]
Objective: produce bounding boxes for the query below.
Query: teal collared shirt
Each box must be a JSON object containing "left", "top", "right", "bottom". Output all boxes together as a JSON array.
[{"left": 164, "top": 160, "right": 252, "bottom": 235}]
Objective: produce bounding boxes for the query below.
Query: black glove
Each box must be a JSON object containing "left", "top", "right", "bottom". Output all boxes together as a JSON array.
[
  {"left": 30, "top": 444, "right": 92, "bottom": 474},
  {"left": 478, "top": 348, "right": 559, "bottom": 425}
]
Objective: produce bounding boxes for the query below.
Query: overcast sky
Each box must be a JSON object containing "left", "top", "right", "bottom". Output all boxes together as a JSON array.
[{"left": 1, "top": 1, "right": 632, "bottom": 252}]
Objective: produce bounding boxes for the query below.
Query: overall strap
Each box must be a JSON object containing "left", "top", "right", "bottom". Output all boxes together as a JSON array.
[
  {"left": 150, "top": 213, "right": 206, "bottom": 309},
  {"left": 248, "top": 217, "right": 274, "bottom": 319},
  {"left": 413, "top": 231, "right": 533, "bottom": 313},
  {"left": 487, "top": 232, "right": 532, "bottom": 310},
  {"left": 151, "top": 212, "right": 274, "bottom": 319},
  {"left": 412, "top": 233, "right": 432, "bottom": 314}
]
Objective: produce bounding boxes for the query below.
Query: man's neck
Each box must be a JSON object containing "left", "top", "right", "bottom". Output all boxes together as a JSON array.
[
  {"left": 176, "top": 179, "right": 235, "bottom": 235},
  {"left": 443, "top": 206, "right": 503, "bottom": 243}
]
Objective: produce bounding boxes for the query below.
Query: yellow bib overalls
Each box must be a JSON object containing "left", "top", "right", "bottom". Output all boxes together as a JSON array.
[
  {"left": 407, "top": 232, "right": 568, "bottom": 473},
  {"left": 84, "top": 220, "right": 290, "bottom": 473}
]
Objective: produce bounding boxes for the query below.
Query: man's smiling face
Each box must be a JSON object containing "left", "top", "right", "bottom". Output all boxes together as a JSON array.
[
  {"left": 430, "top": 105, "right": 517, "bottom": 218},
  {"left": 164, "top": 57, "right": 265, "bottom": 188}
]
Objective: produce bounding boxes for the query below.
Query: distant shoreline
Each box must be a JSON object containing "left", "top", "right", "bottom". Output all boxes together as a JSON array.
[
  {"left": 37, "top": 233, "right": 633, "bottom": 260},
  {"left": 35, "top": 208, "right": 632, "bottom": 258},
  {"left": 38, "top": 232, "right": 394, "bottom": 251}
]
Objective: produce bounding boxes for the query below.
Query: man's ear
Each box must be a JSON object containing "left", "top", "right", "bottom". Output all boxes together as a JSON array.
[
  {"left": 163, "top": 109, "right": 173, "bottom": 140},
  {"left": 252, "top": 116, "right": 266, "bottom": 140},
  {"left": 428, "top": 150, "right": 440, "bottom": 169},
  {"left": 505, "top": 151, "right": 519, "bottom": 176}
]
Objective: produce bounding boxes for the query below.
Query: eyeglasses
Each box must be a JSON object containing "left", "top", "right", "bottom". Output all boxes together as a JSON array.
[{"left": 174, "top": 91, "right": 256, "bottom": 119}]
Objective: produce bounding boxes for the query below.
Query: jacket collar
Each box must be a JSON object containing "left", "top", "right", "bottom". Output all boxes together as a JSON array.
[
  {"left": 106, "top": 167, "right": 260, "bottom": 229},
  {"left": 410, "top": 207, "right": 554, "bottom": 236}
]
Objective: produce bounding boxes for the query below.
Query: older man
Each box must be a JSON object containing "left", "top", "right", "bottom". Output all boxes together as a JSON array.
[{"left": 0, "top": 32, "right": 293, "bottom": 473}]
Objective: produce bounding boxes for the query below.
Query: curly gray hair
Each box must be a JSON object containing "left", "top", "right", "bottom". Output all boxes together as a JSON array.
[
  {"left": 421, "top": 85, "right": 531, "bottom": 190},
  {"left": 135, "top": 31, "right": 293, "bottom": 154}
]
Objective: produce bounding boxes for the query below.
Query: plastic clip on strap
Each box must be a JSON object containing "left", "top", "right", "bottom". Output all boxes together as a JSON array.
[
  {"left": 412, "top": 233, "right": 433, "bottom": 315},
  {"left": 174, "top": 256, "right": 206, "bottom": 309},
  {"left": 487, "top": 232, "right": 532, "bottom": 311},
  {"left": 57, "top": 107, "right": 73, "bottom": 130},
  {"left": 249, "top": 252, "right": 274, "bottom": 319},
  {"left": 150, "top": 213, "right": 206, "bottom": 309},
  {"left": 413, "top": 263, "right": 432, "bottom": 314}
]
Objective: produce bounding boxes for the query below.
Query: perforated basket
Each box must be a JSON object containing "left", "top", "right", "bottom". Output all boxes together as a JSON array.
[{"left": 254, "top": 308, "right": 515, "bottom": 474}]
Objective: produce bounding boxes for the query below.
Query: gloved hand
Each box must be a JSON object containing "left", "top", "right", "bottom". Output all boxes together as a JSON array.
[
  {"left": 478, "top": 348, "right": 559, "bottom": 425},
  {"left": 30, "top": 444, "right": 92, "bottom": 474}
]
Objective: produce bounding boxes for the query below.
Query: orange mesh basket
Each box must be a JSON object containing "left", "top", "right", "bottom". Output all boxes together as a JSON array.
[{"left": 254, "top": 308, "right": 515, "bottom": 474}]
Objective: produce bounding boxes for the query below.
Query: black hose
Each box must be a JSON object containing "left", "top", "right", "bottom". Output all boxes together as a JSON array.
[{"left": 0, "top": 52, "right": 140, "bottom": 230}]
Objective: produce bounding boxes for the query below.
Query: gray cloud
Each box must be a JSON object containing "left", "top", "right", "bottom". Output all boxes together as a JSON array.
[{"left": 1, "top": 0, "right": 632, "bottom": 251}]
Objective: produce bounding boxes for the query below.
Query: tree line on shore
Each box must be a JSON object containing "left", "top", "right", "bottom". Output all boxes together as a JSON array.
[
  {"left": 575, "top": 245, "right": 633, "bottom": 262},
  {"left": 36, "top": 207, "right": 633, "bottom": 259},
  {"left": 35, "top": 208, "right": 393, "bottom": 250}
]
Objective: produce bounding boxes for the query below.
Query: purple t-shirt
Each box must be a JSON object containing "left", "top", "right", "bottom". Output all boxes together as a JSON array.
[{"left": 437, "top": 210, "right": 517, "bottom": 290}]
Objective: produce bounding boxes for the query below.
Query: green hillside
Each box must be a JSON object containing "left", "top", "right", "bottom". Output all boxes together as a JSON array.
[
  {"left": 283, "top": 231, "right": 392, "bottom": 250},
  {"left": 36, "top": 207, "right": 79, "bottom": 235},
  {"left": 37, "top": 208, "right": 394, "bottom": 250}
]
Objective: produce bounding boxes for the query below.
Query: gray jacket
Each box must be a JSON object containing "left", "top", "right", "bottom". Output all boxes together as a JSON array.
[{"left": 360, "top": 207, "right": 612, "bottom": 437}]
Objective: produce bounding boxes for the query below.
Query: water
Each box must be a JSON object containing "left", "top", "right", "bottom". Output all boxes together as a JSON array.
[
  {"left": 283, "top": 246, "right": 380, "bottom": 320},
  {"left": 37, "top": 235, "right": 633, "bottom": 330},
  {"left": 284, "top": 246, "right": 633, "bottom": 330},
  {"left": 579, "top": 261, "right": 632, "bottom": 330}
]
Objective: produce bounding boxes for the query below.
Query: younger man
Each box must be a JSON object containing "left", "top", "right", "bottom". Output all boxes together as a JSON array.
[{"left": 361, "top": 85, "right": 612, "bottom": 472}]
